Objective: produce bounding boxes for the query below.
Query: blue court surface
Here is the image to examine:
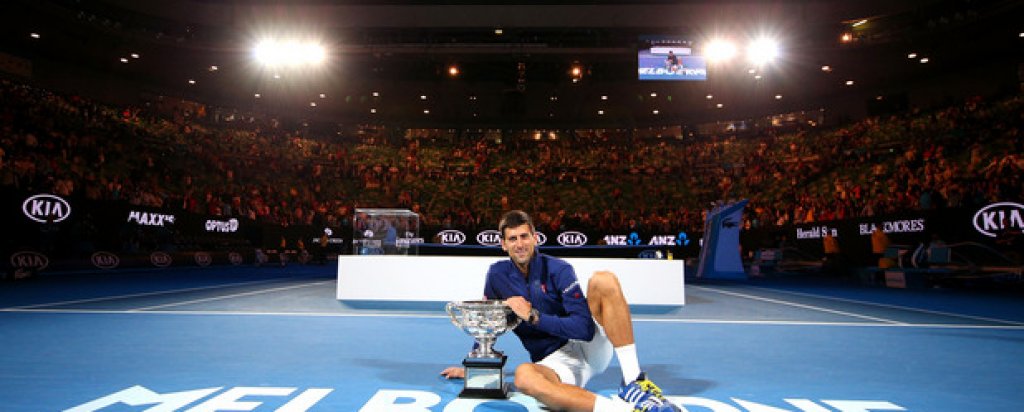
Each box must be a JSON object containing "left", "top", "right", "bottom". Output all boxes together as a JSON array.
[{"left": 2, "top": 265, "right": 1023, "bottom": 411}]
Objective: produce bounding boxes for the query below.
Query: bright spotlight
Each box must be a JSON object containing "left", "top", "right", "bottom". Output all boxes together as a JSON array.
[
  {"left": 704, "top": 39, "right": 737, "bottom": 63},
  {"left": 747, "top": 38, "right": 779, "bottom": 66},
  {"left": 254, "top": 38, "right": 327, "bottom": 68}
]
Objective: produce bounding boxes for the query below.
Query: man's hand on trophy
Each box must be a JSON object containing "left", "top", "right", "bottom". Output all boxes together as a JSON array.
[
  {"left": 440, "top": 366, "right": 465, "bottom": 379},
  {"left": 504, "top": 296, "right": 532, "bottom": 320}
]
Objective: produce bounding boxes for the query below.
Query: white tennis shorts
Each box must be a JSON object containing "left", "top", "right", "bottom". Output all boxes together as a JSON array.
[{"left": 536, "top": 322, "right": 613, "bottom": 387}]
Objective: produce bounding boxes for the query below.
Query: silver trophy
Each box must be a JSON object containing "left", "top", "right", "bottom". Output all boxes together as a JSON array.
[{"left": 446, "top": 300, "right": 522, "bottom": 399}]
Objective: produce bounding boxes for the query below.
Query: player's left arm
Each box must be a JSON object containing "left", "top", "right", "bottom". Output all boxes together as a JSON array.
[{"left": 531, "top": 266, "right": 596, "bottom": 341}]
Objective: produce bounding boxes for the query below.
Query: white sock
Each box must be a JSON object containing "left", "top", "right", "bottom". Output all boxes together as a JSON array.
[
  {"left": 594, "top": 394, "right": 634, "bottom": 412},
  {"left": 615, "top": 344, "right": 641, "bottom": 383}
]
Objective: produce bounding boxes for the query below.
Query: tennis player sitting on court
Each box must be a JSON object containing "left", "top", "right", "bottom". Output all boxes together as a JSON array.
[{"left": 441, "top": 210, "right": 679, "bottom": 412}]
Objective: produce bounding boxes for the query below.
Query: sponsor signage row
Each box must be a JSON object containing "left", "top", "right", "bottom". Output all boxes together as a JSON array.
[
  {"left": 5, "top": 251, "right": 252, "bottom": 272},
  {"left": 791, "top": 201, "right": 1024, "bottom": 242},
  {"left": 428, "top": 229, "right": 690, "bottom": 247},
  {"left": 11, "top": 194, "right": 1021, "bottom": 256}
]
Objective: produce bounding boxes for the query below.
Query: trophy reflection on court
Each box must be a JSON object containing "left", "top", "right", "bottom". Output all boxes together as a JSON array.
[{"left": 445, "top": 300, "right": 521, "bottom": 399}]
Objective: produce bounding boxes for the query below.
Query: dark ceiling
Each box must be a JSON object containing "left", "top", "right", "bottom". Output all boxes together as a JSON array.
[{"left": 1, "top": 0, "right": 1021, "bottom": 128}]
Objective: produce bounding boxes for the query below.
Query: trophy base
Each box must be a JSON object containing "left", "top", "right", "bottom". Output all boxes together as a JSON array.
[
  {"left": 460, "top": 354, "right": 511, "bottom": 399},
  {"left": 458, "top": 383, "right": 512, "bottom": 399}
]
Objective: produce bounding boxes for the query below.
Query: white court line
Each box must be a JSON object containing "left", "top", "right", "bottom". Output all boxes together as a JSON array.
[
  {"left": 129, "top": 280, "right": 336, "bottom": 311},
  {"left": 740, "top": 285, "right": 1024, "bottom": 327},
  {"left": 690, "top": 285, "right": 906, "bottom": 324},
  {"left": 3, "top": 277, "right": 313, "bottom": 310},
  {"left": 3, "top": 307, "right": 1024, "bottom": 330}
]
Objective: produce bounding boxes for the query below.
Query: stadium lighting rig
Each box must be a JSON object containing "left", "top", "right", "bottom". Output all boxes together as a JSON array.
[{"left": 701, "top": 36, "right": 780, "bottom": 67}]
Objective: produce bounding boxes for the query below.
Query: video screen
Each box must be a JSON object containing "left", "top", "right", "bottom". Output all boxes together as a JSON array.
[{"left": 638, "top": 37, "right": 707, "bottom": 81}]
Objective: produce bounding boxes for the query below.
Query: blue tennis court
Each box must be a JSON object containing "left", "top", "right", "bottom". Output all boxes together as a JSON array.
[{"left": 2, "top": 265, "right": 1023, "bottom": 411}]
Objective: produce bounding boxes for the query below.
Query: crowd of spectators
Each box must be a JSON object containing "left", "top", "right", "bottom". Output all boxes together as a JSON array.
[{"left": 2, "top": 78, "right": 1022, "bottom": 242}]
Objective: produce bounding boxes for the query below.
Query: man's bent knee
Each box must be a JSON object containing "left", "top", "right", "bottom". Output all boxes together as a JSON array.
[
  {"left": 514, "top": 364, "right": 557, "bottom": 396},
  {"left": 587, "top": 270, "right": 622, "bottom": 297}
]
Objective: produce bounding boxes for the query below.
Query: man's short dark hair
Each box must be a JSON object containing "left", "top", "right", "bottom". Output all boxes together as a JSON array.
[{"left": 499, "top": 210, "right": 534, "bottom": 237}]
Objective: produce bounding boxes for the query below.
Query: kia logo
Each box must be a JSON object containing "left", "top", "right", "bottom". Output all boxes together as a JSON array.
[
  {"left": 194, "top": 252, "right": 212, "bottom": 267},
  {"left": 150, "top": 252, "right": 172, "bottom": 267},
  {"left": 22, "top": 194, "right": 71, "bottom": 223},
  {"left": 228, "top": 252, "right": 243, "bottom": 265},
  {"left": 557, "top": 231, "right": 588, "bottom": 247},
  {"left": 535, "top": 231, "right": 548, "bottom": 245},
  {"left": 90, "top": 251, "right": 120, "bottom": 269},
  {"left": 438, "top": 230, "right": 467, "bottom": 245},
  {"left": 476, "top": 230, "right": 502, "bottom": 246},
  {"left": 10, "top": 251, "right": 49, "bottom": 270},
  {"left": 973, "top": 202, "right": 1024, "bottom": 237}
]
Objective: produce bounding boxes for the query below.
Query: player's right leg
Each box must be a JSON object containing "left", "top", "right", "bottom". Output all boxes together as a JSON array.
[{"left": 514, "top": 363, "right": 600, "bottom": 412}]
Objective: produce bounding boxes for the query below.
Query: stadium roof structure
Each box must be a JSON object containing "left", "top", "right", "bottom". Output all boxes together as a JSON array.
[{"left": 1, "top": 0, "right": 1021, "bottom": 128}]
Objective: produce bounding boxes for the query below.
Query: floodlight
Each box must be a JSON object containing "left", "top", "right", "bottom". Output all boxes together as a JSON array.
[{"left": 747, "top": 38, "right": 779, "bottom": 66}]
